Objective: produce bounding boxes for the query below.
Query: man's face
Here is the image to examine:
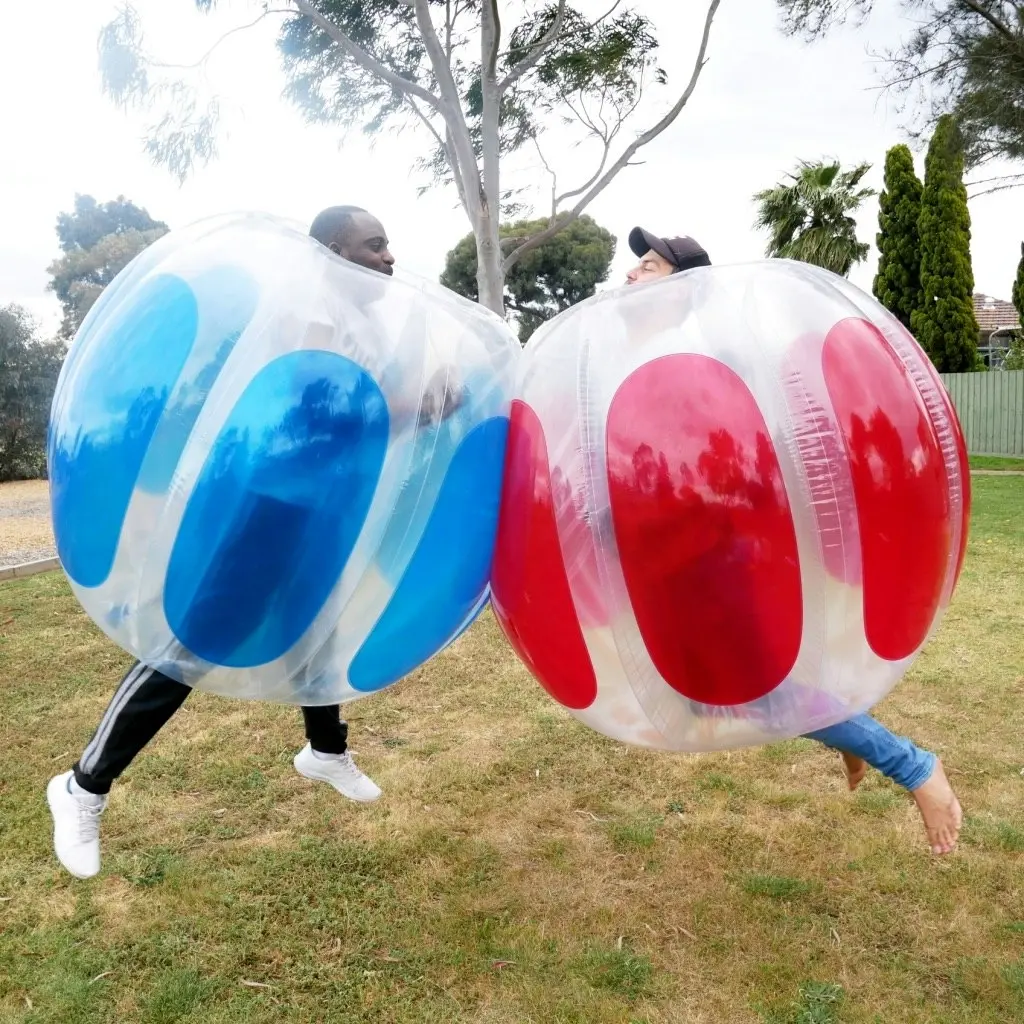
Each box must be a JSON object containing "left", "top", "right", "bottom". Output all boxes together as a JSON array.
[
  {"left": 625, "top": 249, "right": 674, "bottom": 286},
  {"left": 334, "top": 212, "right": 395, "bottom": 276}
]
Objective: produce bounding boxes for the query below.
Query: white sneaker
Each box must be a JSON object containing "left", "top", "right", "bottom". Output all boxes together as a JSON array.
[
  {"left": 293, "top": 744, "right": 382, "bottom": 803},
  {"left": 46, "top": 771, "right": 107, "bottom": 879}
]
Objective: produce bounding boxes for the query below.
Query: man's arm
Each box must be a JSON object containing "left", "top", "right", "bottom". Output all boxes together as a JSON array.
[{"left": 417, "top": 367, "right": 465, "bottom": 426}]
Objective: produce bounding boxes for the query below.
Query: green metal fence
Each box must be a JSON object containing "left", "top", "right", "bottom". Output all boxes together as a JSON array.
[{"left": 940, "top": 371, "right": 1024, "bottom": 457}]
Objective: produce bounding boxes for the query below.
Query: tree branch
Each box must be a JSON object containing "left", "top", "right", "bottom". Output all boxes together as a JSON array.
[
  {"left": 555, "top": 132, "right": 613, "bottom": 206},
  {"left": 504, "top": 0, "right": 721, "bottom": 273},
  {"left": 481, "top": 0, "right": 503, "bottom": 216},
  {"left": 291, "top": 0, "right": 446, "bottom": 115},
  {"left": 484, "top": 0, "right": 501, "bottom": 78},
  {"left": 405, "top": 96, "right": 472, "bottom": 219},
  {"left": 589, "top": 0, "right": 628, "bottom": 30},
  {"left": 150, "top": 9, "right": 291, "bottom": 71},
  {"left": 967, "top": 172, "right": 1024, "bottom": 199},
  {"left": 412, "top": 0, "right": 484, "bottom": 219},
  {"left": 959, "top": 0, "right": 1017, "bottom": 41},
  {"left": 497, "top": 0, "right": 567, "bottom": 95},
  {"left": 531, "top": 135, "right": 558, "bottom": 221},
  {"left": 505, "top": 298, "right": 549, "bottom": 319}
]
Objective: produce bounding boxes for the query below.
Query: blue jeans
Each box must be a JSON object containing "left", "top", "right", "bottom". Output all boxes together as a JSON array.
[{"left": 804, "top": 713, "right": 936, "bottom": 791}]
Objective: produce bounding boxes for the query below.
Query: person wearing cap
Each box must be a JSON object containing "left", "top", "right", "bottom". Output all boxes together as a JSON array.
[
  {"left": 625, "top": 227, "right": 711, "bottom": 283},
  {"left": 619, "top": 225, "right": 962, "bottom": 855}
]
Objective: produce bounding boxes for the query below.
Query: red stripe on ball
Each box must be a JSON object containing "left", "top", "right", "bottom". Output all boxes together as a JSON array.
[
  {"left": 491, "top": 400, "right": 598, "bottom": 710},
  {"left": 607, "top": 354, "right": 802, "bottom": 706},
  {"left": 822, "top": 318, "right": 951, "bottom": 660}
]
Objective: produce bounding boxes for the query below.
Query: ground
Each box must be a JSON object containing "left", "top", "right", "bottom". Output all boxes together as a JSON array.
[
  {"left": 0, "top": 476, "right": 1022, "bottom": 1023},
  {"left": 0, "top": 481, "right": 52, "bottom": 569}
]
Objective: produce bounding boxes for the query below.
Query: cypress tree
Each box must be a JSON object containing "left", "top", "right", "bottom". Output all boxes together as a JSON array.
[
  {"left": 1013, "top": 243, "right": 1024, "bottom": 322},
  {"left": 873, "top": 144, "right": 922, "bottom": 331},
  {"left": 911, "top": 116, "right": 980, "bottom": 372},
  {"left": 1007, "top": 244, "right": 1024, "bottom": 370}
]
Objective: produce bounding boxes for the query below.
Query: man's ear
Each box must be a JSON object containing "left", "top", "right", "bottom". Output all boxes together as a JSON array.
[{"left": 329, "top": 242, "right": 342, "bottom": 255}]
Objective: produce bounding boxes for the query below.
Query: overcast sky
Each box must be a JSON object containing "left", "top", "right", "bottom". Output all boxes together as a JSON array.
[{"left": 3, "top": 0, "right": 1023, "bottom": 335}]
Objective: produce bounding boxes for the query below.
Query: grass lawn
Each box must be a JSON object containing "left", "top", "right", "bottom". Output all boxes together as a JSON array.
[
  {"left": 969, "top": 455, "right": 1024, "bottom": 471},
  {"left": 1, "top": 477, "right": 1022, "bottom": 1024}
]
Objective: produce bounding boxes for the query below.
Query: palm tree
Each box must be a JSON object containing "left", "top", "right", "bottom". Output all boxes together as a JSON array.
[{"left": 753, "top": 161, "right": 876, "bottom": 277}]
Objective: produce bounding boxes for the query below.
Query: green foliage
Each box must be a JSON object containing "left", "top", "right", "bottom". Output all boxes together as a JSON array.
[
  {"left": 608, "top": 814, "right": 661, "bottom": 851},
  {"left": 873, "top": 144, "right": 923, "bottom": 331},
  {"left": 777, "top": 1, "right": 1024, "bottom": 173},
  {"left": 575, "top": 945, "right": 654, "bottom": 999},
  {"left": 1005, "top": 335, "right": 1024, "bottom": 371},
  {"left": 103, "top": 2, "right": 664, "bottom": 205},
  {"left": 753, "top": 160, "right": 875, "bottom": 276},
  {"left": 1007, "top": 243, "right": 1024, "bottom": 371},
  {"left": 47, "top": 195, "right": 167, "bottom": 339},
  {"left": 758, "top": 980, "right": 846, "bottom": 1024},
  {"left": 910, "top": 116, "right": 981, "bottom": 372},
  {"left": 0, "top": 306, "right": 65, "bottom": 482},
  {"left": 96, "top": 2, "right": 719, "bottom": 314},
  {"left": 441, "top": 215, "right": 615, "bottom": 341},
  {"left": 281, "top": 2, "right": 661, "bottom": 194},
  {"left": 742, "top": 875, "right": 815, "bottom": 901},
  {"left": 1014, "top": 243, "right": 1024, "bottom": 321},
  {"left": 55, "top": 194, "right": 165, "bottom": 253}
]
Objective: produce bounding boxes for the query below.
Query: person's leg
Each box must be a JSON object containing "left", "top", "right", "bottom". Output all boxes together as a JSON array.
[
  {"left": 47, "top": 663, "right": 192, "bottom": 878},
  {"left": 804, "top": 713, "right": 962, "bottom": 854},
  {"left": 300, "top": 705, "right": 348, "bottom": 755},
  {"left": 74, "top": 664, "right": 193, "bottom": 794},
  {"left": 807, "top": 713, "right": 935, "bottom": 790},
  {"left": 294, "top": 706, "right": 381, "bottom": 804}
]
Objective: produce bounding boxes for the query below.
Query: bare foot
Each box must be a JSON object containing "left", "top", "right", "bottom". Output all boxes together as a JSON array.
[
  {"left": 841, "top": 752, "right": 867, "bottom": 791},
  {"left": 911, "top": 760, "right": 962, "bottom": 855}
]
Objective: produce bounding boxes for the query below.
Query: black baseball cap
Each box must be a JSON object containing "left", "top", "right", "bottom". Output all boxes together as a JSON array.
[{"left": 628, "top": 227, "right": 710, "bottom": 272}]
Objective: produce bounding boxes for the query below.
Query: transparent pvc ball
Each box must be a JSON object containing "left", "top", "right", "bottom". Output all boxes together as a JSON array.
[
  {"left": 49, "top": 213, "right": 520, "bottom": 705},
  {"left": 491, "top": 260, "right": 970, "bottom": 752}
]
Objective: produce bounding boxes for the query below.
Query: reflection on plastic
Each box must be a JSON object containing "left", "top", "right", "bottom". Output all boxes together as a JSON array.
[
  {"left": 50, "top": 275, "right": 200, "bottom": 588},
  {"left": 822, "top": 319, "right": 950, "bottom": 660},
  {"left": 350, "top": 415, "right": 509, "bottom": 691},
  {"left": 491, "top": 401, "right": 598, "bottom": 710},
  {"left": 491, "top": 260, "right": 970, "bottom": 752},
  {"left": 607, "top": 354, "right": 802, "bottom": 706},
  {"left": 49, "top": 213, "right": 520, "bottom": 705},
  {"left": 164, "top": 350, "right": 390, "bottom": 667}
]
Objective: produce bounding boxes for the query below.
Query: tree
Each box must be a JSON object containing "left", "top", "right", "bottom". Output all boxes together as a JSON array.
[
  {"left": 98, "top": 1, "right": 721, "bottom": 316},
  {"left": 56, "top": 194, "right": 167, "bottom": 253},
  {"left": 0, "top": 306, "right": 65, "bottom": 482},
  {"left": 777, "top": 0, "right": 1024, "bottom": 190},
  {"left": 873, "top": 144, "right": 923, "bottom": 331},
  {"left": 910, "top": 115, "right": 980, "bottom": 372},
  {"left": 441, "top": 214, "right": 615, "bottom": 342},
  {"left": 1007, "top": 242, "right": 1024, "bottom": 369},
  {"left": 753, "top": 160, "right": 875, "bottom": 276},
  {"left": 48, "top": 195, "right": 168, "bottom": 339},
  {"left": 1013, "top": 242, "right": 1024, "bottom": 320}
]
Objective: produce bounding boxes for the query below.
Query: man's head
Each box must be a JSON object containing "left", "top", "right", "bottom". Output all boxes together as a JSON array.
[
  {"left": 625, "top": 227, "right": 710, "bottom": 286},
  {"left": 309, "top": 205, "right": 395, "bottom": 276}
]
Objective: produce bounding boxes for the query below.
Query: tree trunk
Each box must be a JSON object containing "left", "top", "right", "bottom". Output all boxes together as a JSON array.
[
  {"left": 477, "top": 0, "right": 505, "bottom": 318},
  {"left": 475, "top": 213, "right": 506, "bottom": 316}
]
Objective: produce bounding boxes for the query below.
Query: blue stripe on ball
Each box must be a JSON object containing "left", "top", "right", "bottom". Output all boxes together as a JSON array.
[
  {"left": 51, "top": 274, "right": 200, "bottom": 588},
  {"left": 136, "top": 265, "right": 259, "bottom": 494},
  {"left": 348, "top": 414, "right": 509, "bottom": 692},
  {"left": 48, "top": 232, "right": 176, "bottom": 446},
  {"left": 164, "top": 349, "right": 389, "bottom": 668}
]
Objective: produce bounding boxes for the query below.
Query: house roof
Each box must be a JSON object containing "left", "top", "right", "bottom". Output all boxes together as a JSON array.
[{"left": 974, "top": 293, "right": 1020, "bottom": 333}]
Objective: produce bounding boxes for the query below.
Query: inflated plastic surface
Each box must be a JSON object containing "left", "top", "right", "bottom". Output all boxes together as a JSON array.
[
  {"left": 490, "top": 260, "right": 970, "bottom": 751},
  {"left": 49, "top": 213, "right": 519, "bottom": 704}
]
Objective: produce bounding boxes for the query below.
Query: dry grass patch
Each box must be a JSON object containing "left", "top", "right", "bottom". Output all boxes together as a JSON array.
[
  {"left": 1, "top": 476, "right": 1022, "bottom": 1023},
  {"left": 0, "top": 480, "right": 54, "bottom": 567}
]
